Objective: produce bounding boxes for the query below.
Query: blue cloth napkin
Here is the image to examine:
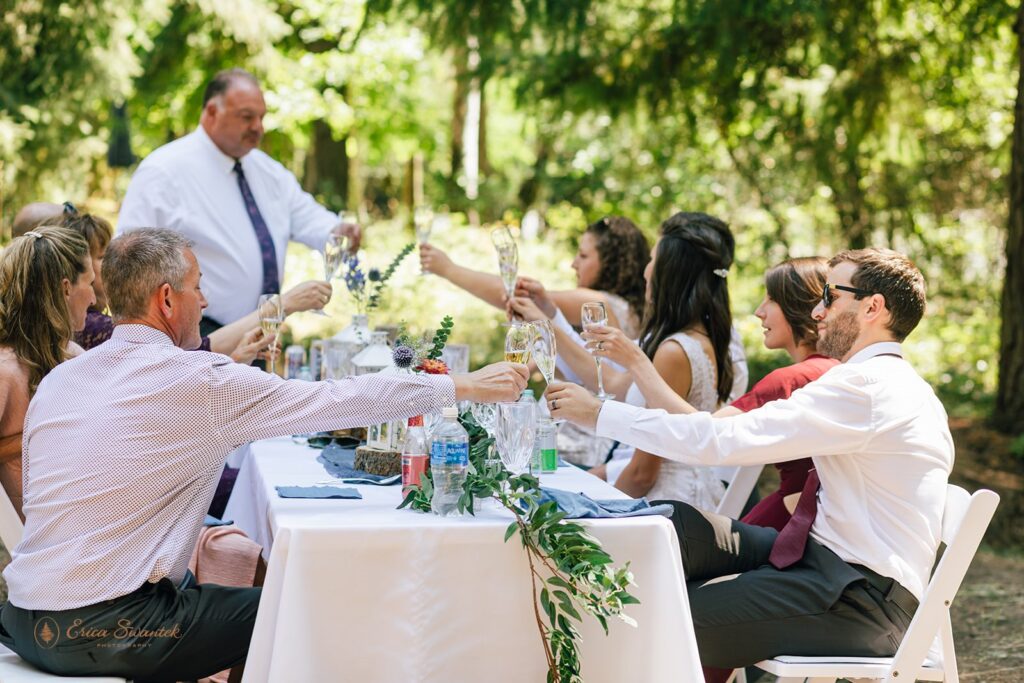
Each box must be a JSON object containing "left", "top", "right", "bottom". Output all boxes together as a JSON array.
[
  {"left": 316, "top": 443, "right": 401, "bottom": 486},
  {"left": 203, "top": 515, "right": 233, "bottom": 527},
  {"left": 538, "top": 487, "right": 673, "bottom": 518},
  {"left": 276, "top": 485, "right": 363, "bottom": 499}
]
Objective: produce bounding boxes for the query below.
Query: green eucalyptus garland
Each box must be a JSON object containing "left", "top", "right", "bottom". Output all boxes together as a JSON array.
[{"left": 399, "top": 413, "right": 639, "bottom": 683}]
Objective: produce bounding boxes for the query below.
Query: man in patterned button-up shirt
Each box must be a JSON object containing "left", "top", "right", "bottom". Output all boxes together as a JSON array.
[{"left": 0, "top": 228, "right": 527, "bottom": 682}]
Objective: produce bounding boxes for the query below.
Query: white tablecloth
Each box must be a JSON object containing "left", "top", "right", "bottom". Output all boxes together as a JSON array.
[{"left": 226, "top": 437, "right": 703, "bottom": 682}]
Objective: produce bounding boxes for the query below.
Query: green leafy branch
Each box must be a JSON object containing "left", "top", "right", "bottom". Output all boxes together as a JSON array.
[
  {"left": 426, "top": 315, "right": 454, "bottom": 360},
  {"left": 398, "top": 412, "right": 638, "bottom": 682},
  {"left": 367, "top": 242, "right": 414, "bottom": 310}
]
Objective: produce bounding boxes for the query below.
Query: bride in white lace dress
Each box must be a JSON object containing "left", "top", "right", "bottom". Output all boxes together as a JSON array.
[{"left": 511, "top": 211, "right": 737, "bottom": 509}]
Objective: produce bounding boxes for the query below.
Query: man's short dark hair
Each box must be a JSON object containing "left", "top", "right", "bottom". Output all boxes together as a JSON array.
[
  {"left": 829, "top": 248, "right": 926, "bottom": 341},
  {"left": 202, "top": 68, "right": 260, "bottom": 107}
]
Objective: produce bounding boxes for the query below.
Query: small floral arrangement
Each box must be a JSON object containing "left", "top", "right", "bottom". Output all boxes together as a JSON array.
[
  {"left": 343, "top": 243, "right": 415, "bottom": 313},
  {"left": 392, "top": 315, "right": 454, "bottom": 373}
]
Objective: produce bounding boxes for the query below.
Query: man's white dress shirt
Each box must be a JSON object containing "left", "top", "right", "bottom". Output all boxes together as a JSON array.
[
  {"left": 5, "top": 325, "right": 455, "bottom": 610},
  {"left": 118, "top": 127, "right": 337, "bottom": 324},
  {"left": 596, "top": 342, "right": 953, "bottom": 601}
]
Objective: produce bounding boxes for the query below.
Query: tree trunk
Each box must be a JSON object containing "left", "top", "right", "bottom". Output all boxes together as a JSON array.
[
  {"left": 994, "top": 3, "right": 1024, "bottom": 433},
  {"left": 450, "top": 46, "right": 468, "bottom": 183},
  {"left": 304, "top": 119, "right": 349, "bottom": 210}
]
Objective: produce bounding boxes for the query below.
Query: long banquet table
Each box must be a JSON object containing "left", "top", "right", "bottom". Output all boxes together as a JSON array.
[{"left": 225, "top": 437, "right": 703, "bottom": 682}]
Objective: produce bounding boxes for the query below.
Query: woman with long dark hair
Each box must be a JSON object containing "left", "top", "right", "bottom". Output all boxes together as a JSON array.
[
  {"left": 420, "top": 216, "right": 650, "bottom": 336},
  {"left": 0, "top": 226, "right": 94, "bottom": 518},
  {"left": 513, "top": 211, "right": 735, "bottom": 505}
]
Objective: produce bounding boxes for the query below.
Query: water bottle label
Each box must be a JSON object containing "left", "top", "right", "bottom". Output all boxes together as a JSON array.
[{"left": 431, "top": 440, "right": 469, "bottom": 466}]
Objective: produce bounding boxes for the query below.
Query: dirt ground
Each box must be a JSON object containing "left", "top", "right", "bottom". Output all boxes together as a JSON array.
[{"left": 0, "top": 418, "right": 1019, "bottom": 680}]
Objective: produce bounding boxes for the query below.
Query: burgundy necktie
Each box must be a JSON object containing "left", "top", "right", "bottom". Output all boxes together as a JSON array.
[
  {"left": 769, "top": 467, "right": 820, "bottom": 569},
  {"left": 233, "top": 161, "right": 280, "bottom": 295}
]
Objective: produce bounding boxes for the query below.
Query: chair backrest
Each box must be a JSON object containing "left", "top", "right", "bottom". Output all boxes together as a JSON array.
[
  {"left": 715, "top": 464, "right": 764, "bottom": 519},
  {"left": 883, "top": 485, "right": 999, "bottom": 682},
  {"left": 0, "top": 484, "right": 23, "bottom": 551}
]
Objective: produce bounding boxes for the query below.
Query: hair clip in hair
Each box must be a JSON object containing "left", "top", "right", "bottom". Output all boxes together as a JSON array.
[
  {"left": 713, "top": 268, "right": 729, "bottom": 279},
  {"left": 23, "top": 231, "right": 44, "bottom": 240},
  {"left": 62, "top": 201, "right": 78, "bottom": 215}
]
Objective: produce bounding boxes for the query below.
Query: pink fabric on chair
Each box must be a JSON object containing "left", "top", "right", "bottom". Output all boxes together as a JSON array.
[{"left": 188, "top": 524, "right": 262, "bottom": 683}]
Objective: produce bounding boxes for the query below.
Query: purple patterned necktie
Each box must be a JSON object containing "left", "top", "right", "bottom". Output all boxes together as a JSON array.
[{"left": 233, "top": 161, "right": 280, "bottom": 295}]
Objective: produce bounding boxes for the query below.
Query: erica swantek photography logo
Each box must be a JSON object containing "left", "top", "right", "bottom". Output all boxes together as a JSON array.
[
  {"left": 33, "top": 617, "right": 184, "bottom": 651},
  {"left": 33, "top": 617, "right": 60, "bottom": 649}
]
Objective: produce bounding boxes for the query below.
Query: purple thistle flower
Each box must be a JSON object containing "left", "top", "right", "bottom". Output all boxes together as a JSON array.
[{"left": 392, "top": 345, "right": 416, "bottom": 369}]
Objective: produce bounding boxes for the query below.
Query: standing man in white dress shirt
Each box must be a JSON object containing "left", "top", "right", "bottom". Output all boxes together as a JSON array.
[
  {"left": 0, "top": 229, "right": 527, "bottom": 682},
  {"left": 118, "top": 68, "right": 358, "bottom": 334},
  {"left": 546, "top": 248, "right": 953, "bottom": 674}
]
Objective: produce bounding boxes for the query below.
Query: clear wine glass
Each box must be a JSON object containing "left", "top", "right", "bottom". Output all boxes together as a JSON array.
[
  {"left": 311, "top": 233, "right": 349, "bottom": 316},
  {"left": 581, "top": 302, "right": 613, "bottom": 400},
  {"left": 415, "top": 206, "right": 434, "bottom": 275},
  {"left": 494, "top": 401, "right": 537, "bottom": 475},
  {"left": 531, "top": 319, "right": 556, "bottom": 390},
  {"left": 491, "top": 226, "right": 519, "bottom": 322},
  {"left": 258, "top": 293, "right": 285, "bottom": 375},
  {"left": 504, "top": 321, "right": 534, "bottom": 365},
  {"left": 470, "top": 402, "right": 500, "bottom": 470}
]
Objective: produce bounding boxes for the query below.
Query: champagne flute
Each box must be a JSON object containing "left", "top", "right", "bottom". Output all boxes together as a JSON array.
[
  {"left": 494, "top": 401, "right": 537, "bottom": 475},
  {"left": 491, "top": 226, "right": 519, "bottom": 323},
  {"left": 311, "top": 233, "right": 349, "bottom": 316},
  {"left": 531, "top": 319, "right": 556, "bottom": 390},
  {"left": 258, "top": 294, "right": 285, "bottom": 375},
  {"left": 504, "top": 321, "right": 534, "bottom": 364},
  {"left": 581, "top": 302, "right": 613, "bottom": 400},
  {"left": 415, "top": 206, "right": 434, "bottom": 275}
]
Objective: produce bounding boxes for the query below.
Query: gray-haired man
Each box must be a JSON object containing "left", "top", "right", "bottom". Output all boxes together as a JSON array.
[{"left": 0, "top": 229, "right": 526, "bottom": 681}]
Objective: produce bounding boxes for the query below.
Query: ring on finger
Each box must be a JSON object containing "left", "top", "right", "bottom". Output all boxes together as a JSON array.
[
  {"left": 551, "top": 399, "right": 558, "bottom": 411},
  {"left": 596, "top": 341, "right": 604, "bottom": 351}
]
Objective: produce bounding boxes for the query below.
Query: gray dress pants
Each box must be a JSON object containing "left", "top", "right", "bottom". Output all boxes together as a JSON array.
[{"left": 657, "top": 500, "right": 918, "bottom": 669}]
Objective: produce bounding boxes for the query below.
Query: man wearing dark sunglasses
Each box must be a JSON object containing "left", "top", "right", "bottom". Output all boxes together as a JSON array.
[{"left": 547, "top": 247, "right": 953, "bottom": 676}]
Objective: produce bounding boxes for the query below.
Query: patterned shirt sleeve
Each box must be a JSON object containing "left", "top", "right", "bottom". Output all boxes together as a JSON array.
[{"left": 208, "top": 360, "right": 456, "bottom": 448}]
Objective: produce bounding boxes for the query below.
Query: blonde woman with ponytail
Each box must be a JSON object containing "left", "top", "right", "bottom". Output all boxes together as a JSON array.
[{"left": 0, "top": 226, "right": 94, "bottom": 518}]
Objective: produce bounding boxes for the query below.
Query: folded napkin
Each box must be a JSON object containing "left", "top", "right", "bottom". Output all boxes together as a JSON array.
[
  {"left": 316, "top": 443, "right": 401, "bottom": 486},
  {"left": 276, "top": 485, "right": 362, "bottom": 499},
  {"left": 538, "top": 487, "right": 673, "bottom": 519},
  {"left": 203, "top": 515, "right": 234, "bottom": 527}
]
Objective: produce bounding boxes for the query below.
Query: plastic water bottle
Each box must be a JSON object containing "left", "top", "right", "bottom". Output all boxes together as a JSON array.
[
  {"left": 291, "top": 366, "right": 315, "bottom": 444},
  {"left": 430, "top": 406, "right": 470, "bottom": 516},
  {"left": 519, "top": 389, "right": 535, "bottom": 404}
]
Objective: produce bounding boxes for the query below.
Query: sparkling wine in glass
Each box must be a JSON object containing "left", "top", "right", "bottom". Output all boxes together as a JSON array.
[
  {"left": 504, "top": 321, "right": 534, "bottom": 364},
  {"left": 258, "top": 294, "right": 285, "bottom": 375},
  {"left": 581, "top": 302, "right": 613, "bottom": 400},
  {"left": 494, "top": 401, "right": 537, "bottom": 475}
]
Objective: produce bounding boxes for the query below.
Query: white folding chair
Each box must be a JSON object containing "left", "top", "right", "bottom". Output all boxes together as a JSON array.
[
  {"left": 752, "top": 484, "right": 1000, "bottom": 683},
  {"left": 715, "top": 464, "right": 763, "bottom": 519},
  {"left": 0, "top": 483, "right": 23, "bottom": 552},
  {"left": 0, "top": 644, "right": 128, "bottom": 682}
]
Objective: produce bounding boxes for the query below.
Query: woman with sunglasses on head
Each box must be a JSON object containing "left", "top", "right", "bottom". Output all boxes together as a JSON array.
[
  {"left": 420, "top": 215, "right": 650, "bottom": 337},
  {"left": 513, "top": 211, "right": 737, "bottom": 507},
  {"left": 0, "top": 226, "right": 95, "bottom": 519}
]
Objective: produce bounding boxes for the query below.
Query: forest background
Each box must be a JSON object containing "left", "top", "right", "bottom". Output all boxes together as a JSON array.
[{"left": 2, "top": 1, "right": 1022, "bottom": 521}]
